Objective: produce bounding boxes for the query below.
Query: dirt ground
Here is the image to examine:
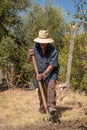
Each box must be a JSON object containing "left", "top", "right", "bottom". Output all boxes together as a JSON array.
[
  {"left": 0, "top": 87, "right": 87, "bottom": 130},
  {"left": 1, "top": 119, "right": 87, "bottom": 130}
]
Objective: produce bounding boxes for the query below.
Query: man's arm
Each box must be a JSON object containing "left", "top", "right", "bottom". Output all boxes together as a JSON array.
[
  {"left": 36, "top": 65, "right": 54, "bottom": 81},
  {"left": 42, "top": 65, "right": 54, "bottom": 77}
]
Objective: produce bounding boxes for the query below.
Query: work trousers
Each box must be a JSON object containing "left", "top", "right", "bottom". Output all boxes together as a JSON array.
[{"left": 38, "top": 80, "right": 56, "bottom": 113}]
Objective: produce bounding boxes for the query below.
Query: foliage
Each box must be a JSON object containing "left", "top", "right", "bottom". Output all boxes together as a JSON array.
[
  {"left": 58, "top": 34, "right": 70, "bottom": 81},
  {"left": 23, "top": 1, "right": 65, "bottom": 50},
  {"left": 81, "top": 73, "right": 87, "bottom": 91},
  {"left": 0, "top": 0, "right": 31, "bottom": 86},
  {"left": 0, "top": 0, "right": 86, "bottom": 92},
  {"left": 71, "top": 33, "right": 87, "bottom": 91},
  {"left": 64, "top": 0, "right": 87, "bottom": 91},
  {"left": 66, "top": 0, "right": 87, "bottom": 31},
  {"left": 0, "top": 0, "right": 65, "bottom": 87},
  {"left": 59, "top": 32, "right": 87, "bottom": 91},
  {"left": 0, "top": 0, "right": 30, "bottom": 41}
]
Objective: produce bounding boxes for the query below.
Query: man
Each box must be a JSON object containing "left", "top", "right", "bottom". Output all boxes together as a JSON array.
[{"left": 28, "top": 30, "right": 59, "bottom": 122}]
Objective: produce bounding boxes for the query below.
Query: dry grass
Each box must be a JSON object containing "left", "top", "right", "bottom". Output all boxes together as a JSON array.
[
  {"left": 0, "top": 89, "right": 43, "bottom": 128},
  {"left": 0, "top": 87, "right": 87, "bottom": 129},
  {"left": 56, "top": 86, "right": 87, "bottom": 120}
]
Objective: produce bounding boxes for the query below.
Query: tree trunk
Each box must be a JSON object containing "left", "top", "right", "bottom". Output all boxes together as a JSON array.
[{"left": 65, "top": 25, "right": 77, "bottom": 96}]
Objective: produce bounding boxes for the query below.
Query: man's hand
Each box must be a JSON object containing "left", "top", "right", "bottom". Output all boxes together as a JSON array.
[
  {"left": 27, "top": 49, "right": 34, "bottom": 62},
  {"left": 36, "top": 74, "right": 43, "bottom": 81},
  {"left": 28, "top": 49, "right": 34, "bottom": 56},
  {"left": 36, "top": 65, "right": 54, "bottom": 81}
]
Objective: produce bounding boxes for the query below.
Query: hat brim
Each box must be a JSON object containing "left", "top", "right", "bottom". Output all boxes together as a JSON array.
[{"left": 34, "top": 37, "right": 54, "bottom": 43}]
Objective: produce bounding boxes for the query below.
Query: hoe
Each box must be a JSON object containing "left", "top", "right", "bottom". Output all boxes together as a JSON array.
[{"left": 32, "top": 55, "right": 54, "bottom": 122}]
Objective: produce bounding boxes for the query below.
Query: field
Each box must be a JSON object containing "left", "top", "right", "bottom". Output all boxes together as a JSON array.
[{"left": 0, "top": 85, "right": 87, "bottom": 130}]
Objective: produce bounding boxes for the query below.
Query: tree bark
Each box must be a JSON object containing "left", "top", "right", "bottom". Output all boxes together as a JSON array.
[{"left": 65, "top": 25, "right": 77, "bottom": 96}]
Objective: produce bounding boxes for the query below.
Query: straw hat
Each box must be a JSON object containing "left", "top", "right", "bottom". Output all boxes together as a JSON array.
[{"left": 34, "top": 30, "right": 54, "bottom": 44}]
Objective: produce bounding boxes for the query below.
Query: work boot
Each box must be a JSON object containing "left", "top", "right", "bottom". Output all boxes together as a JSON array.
[{"left": 49, "top": 108, "right": 59, "bottom": 123}]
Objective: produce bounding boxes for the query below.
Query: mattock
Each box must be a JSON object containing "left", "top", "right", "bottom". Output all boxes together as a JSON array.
[{"left": 32, "top": 55, "right": 51, "bottom": 122}]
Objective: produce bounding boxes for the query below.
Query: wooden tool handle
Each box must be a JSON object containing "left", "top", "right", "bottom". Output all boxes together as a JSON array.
[{"left": 32, "top": 55, "right": 48, "bottom": 114}]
